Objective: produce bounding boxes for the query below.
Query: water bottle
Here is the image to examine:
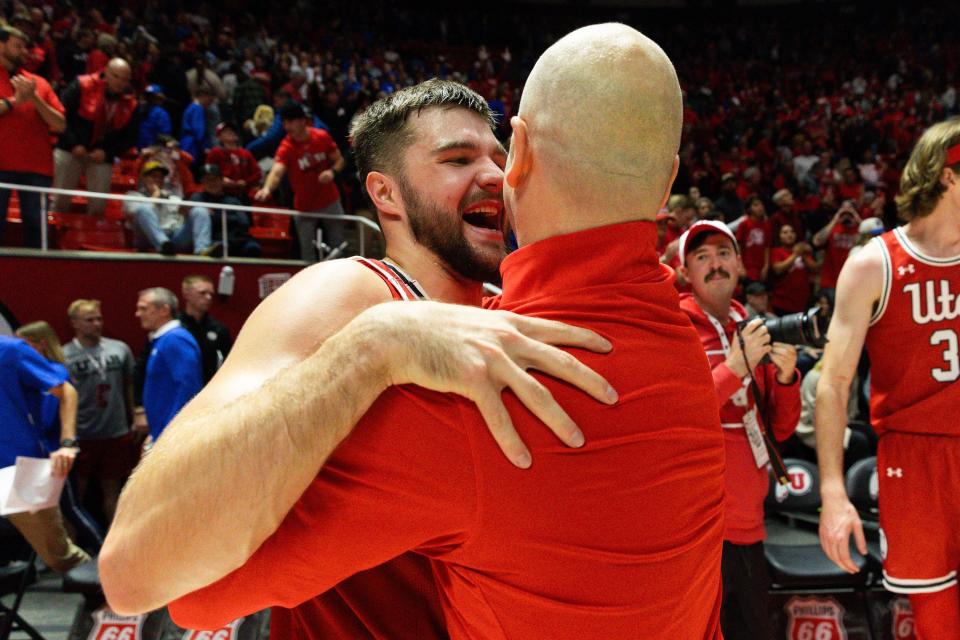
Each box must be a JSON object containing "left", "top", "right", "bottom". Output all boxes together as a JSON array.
[{"left": 218, "top": 265, "right": 235, "bottom": 296}]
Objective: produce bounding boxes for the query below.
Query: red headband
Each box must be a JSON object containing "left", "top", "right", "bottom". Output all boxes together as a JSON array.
[{"left": 947, "top": 143, "right": 960, "bottom": 167}]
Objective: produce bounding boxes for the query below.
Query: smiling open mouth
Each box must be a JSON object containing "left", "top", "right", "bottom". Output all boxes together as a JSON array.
[
  {"left": 463, "top": 211, "right": 500, "bottom": 229},
  {"left": 461, "top": 200, "right": 503, "bottom": 232}
]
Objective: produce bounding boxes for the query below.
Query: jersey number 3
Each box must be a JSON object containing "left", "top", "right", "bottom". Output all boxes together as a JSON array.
[{"left": 930, "top": 329, "right": 960, "bottom": 382}]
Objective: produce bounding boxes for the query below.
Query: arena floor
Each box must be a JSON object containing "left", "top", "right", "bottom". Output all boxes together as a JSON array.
[{"left": 4, "top": 568, "right": 81, "bottom": 640}]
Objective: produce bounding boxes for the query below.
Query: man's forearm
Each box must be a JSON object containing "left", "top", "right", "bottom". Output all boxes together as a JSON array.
[
  {"left": 100, "top": 317, "right": 394, "bottom": 615},
  {"left": 262, "top": 165, "right": 283, "bottom": 194},
  {"left": 58, "top": 384, "right": 78, "bottom": 440},
  {"left": 815, "top": 380, "right": 849, "bottom": 497},
  {"left": 31, "top": 95, "right": 66, "bottom": 132}
]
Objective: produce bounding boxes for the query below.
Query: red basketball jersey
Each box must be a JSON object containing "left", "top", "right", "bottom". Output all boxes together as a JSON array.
[{"left": 864, "top": 228, "right": 960, "bottom": 436}]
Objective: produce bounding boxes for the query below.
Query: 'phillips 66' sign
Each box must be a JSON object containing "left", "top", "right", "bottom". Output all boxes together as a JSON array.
[{"left": 784, "top": 596, "right": 847, "bottom": 640}]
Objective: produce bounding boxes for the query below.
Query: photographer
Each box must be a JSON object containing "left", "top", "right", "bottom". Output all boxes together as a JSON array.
[
  {"left": 812, "top": 200, "right": 861, "bottom": 291},
  {"left": 677, "top": 221, "right": 801, "bottom": 640}
]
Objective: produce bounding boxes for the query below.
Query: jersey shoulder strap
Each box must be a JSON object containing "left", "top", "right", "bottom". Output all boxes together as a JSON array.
[{"left": 352, "top": 257, "right": 427, "bottom": 301}]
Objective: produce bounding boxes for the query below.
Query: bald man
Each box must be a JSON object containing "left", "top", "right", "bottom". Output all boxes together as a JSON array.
[
  {"left": 127, "top": 24, "right": 725, "bottom": 638},
  {"left": 54, "top": 57, "right": 137, "bottom": 215}
]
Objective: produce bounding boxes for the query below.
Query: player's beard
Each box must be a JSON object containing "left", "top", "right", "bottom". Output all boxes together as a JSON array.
[{"left": 400, "top": 181, "right": 505, "bottom": 283}]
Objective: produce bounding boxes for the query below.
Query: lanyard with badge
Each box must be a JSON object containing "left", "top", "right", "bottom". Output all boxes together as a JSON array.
[
  {"left": 73, "top": 339, "right": 111, "bottom": 408},
  {"left": 703, "top": 308, "right": 789, "bottom": 485}
]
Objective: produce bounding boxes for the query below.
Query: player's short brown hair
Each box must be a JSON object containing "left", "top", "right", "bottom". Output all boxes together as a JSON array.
[
  {"left": 350, "top": 79, "right": 495, "bottom": 196},
  {"left": 67, "top": 299, "right": 102, "bottom": 319},
  {"left": 895, "top": 117, "right": 960, "bottom": 221}
]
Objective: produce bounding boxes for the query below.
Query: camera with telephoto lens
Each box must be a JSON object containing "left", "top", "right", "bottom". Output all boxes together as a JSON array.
[{"left": 737, "top": 307, "right": 829, "bottom": 354}]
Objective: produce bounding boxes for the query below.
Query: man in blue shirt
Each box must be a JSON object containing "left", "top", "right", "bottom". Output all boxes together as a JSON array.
[
  {"left": 137, "top": 84, "right": 172, "bottom": 150},
  {"left": 135, "top": 287, "right": 202, "bottom": 442},
  {"left": 180, "top": 87, "right": 214, "bottom": 171},
  {"left": 0, "top": 335, "right": 90, "bottom": 572}
]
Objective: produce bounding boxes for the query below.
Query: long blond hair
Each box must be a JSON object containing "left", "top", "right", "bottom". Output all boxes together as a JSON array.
[
  {"left": 16, "top": 321, "right": 66, "bottom": 364},
  {"left": 895, "top": 117, "right": 960, "bottom": 220}
]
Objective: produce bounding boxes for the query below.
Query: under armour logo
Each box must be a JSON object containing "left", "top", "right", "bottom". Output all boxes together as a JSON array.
[
  {"left": 886, "top": 467, "right": 903, "bottom": 478},
  {"left": 898, "top": 264, "right": 915, "bottom": 276}
]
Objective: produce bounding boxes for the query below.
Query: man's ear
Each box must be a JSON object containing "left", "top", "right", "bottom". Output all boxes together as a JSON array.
[
  {"left": 506, "top": 116, "right": 531, "bottom": 189},
  {"left": 677, "top": 264, "right": 688, "bottom": 281},
  {"left": 657, "top": 155, "right": 681, "bottom": 212},
  {"left": 941, "top": 167, "right": 958, "bottom": 190},
  {"left": 366, "top": 171, "right": 403, "bottom": 219}
]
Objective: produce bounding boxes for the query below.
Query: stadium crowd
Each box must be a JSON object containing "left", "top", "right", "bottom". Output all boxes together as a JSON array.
[{"left": 1, "top": 3, "right": 957, "bottom": 259}]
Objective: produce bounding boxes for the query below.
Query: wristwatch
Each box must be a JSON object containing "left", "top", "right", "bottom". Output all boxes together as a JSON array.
[{"left": 60, "top": 438, "right": 79, "bottom": 448}]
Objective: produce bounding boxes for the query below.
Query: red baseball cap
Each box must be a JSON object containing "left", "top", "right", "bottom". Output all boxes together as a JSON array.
[{"left": 678, "top": 220, "right": 739, "bottom": 267}]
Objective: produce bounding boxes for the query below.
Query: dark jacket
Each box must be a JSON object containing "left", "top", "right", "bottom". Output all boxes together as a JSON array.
[
  {"left": 57, "top": 74, "right": 139, "bottom": 162},
  {"left": 177, "top": 312, "right": 233, "bottom": 384}
]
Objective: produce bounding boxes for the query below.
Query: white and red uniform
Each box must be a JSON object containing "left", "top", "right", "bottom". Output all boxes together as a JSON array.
[
  {"left": 680, "top": 295, "right": 800, "bottom": 544},
  {"left": 865, "top": 228, "right": 960, "bottom": 596}
]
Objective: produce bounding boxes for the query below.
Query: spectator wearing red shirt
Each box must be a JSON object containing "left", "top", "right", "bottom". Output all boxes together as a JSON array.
[
  {"left": 734, "top": 195, "right": 772, "bottom": 282},
  {"left": 0, "top": 26, "right": 66, "bottom": 248},
  {"left": 769, "top": 188, "right": 806, "bottom": 241},
  {"left": 769, "top": 224, "right": 817, "bottom": 315},
  {"left": 255, "top": 102, "right": 346, "bottom": 261},
  {"left": 838, "top": 165, "right": 864, "bottom": 202},
  {"left": 812, "top": 200, "right": 861, "bottom": 290},
  {"left": 677, "top": 220, "right": 800, "bottom": 640},
  {"left": 204, "top": 122, "right": 261, "bottom": 201},
  {"left": 85, "top": 33, "right": 114, "bottom": 75}
]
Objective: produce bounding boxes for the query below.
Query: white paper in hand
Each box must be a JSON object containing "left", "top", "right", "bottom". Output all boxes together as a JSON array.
[{"left": 0, "top": 457, "right": 66, "bottom": 515}]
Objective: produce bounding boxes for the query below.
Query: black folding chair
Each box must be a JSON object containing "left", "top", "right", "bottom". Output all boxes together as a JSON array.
[{"left": 0, "top": 518, "right": 46, "bottom": 640}]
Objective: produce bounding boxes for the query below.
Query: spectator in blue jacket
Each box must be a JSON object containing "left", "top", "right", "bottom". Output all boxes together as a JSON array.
[
  {"left": 134, "top": 287, "right": 202, "bottom": 443},
  {"left": 137, "top": 84, "right": 172, "bottom": 150},
  {"left": 180, "top": 86, "right": 214, "bottom": 170}
]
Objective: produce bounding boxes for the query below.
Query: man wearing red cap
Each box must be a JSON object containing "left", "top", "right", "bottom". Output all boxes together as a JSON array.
[
  {"left": 818, "top": 120, "right": 960, "bottom": 639},
  {"left": 677, "top": 219, "right": 800, "bottom": 639}
]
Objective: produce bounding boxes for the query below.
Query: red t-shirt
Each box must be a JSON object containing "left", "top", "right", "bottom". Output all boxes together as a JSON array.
[
  {"left": 820, "top": 222, "right": 859, "bottom": 289},
  {"left": 679, "top": 295, "right": 800, "bottom": 544},
  {"left": 865, "top": 229, "right": 960, "bottom": 437},
  {"left": 0, "top": 67, "right": 64, "bottom": 176},
  {"left": 770, "top": 247, "right": 812, "bottom": 313},
  {"left": 170, "top": 222, "right": 726, "bottom": 639},
  {"left": 205, "top": 146, "right": 262, "bottom": 198},
  {"left": 275, "top": 128, "right": 341, "bottom": 211},
  {"left": 735, "top": 217, "right": 772, "bottom": 281}
]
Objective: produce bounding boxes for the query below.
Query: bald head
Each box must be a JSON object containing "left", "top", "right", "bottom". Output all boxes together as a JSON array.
[
  {"left": 506, "top": 24, "right": 681, "bottom": 241},
  {"left": 104, "top": 58, "right": 132, "bottom": 94}
]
